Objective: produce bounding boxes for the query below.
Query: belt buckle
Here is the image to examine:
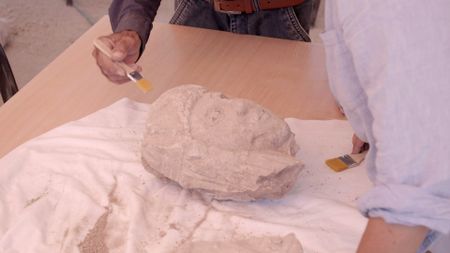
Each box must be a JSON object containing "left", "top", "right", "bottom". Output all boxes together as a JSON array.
[{"left": 213, "top": 0, "right": 242, "bottom": 15}]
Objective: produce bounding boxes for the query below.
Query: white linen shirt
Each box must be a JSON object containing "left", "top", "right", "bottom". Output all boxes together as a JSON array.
[{"left": 321, "top": 0, "right": 450, "bottom": 238}]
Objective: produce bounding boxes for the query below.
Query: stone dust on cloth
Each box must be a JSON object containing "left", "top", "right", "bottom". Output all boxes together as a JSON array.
[{"left": 0, "top": 98, "right": 370, "bottom": 253}]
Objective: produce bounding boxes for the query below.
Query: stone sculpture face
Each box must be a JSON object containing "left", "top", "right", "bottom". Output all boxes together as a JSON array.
[
  {"left": 190, "top": 91, "right": 294, "bottom": 152},
  {"left": 141, "top": 85, "right": 303, "bottom": 201}
]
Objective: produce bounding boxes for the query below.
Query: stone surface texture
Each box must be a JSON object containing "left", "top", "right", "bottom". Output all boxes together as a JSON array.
[{"left": 141, "top": 85, "right": 304, "bottom": 201}]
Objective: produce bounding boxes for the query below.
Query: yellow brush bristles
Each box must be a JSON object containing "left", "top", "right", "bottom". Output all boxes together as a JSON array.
[
  {"left": 325, "top": 158, "right": 349, "bottom": 172},
  {"left": 136, "top": 79, "right": 152, "bottom": 93}
]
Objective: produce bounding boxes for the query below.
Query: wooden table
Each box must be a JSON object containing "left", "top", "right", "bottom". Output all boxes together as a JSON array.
[{"left": 0, "top": 16, "right": 341, "bottom": 158}]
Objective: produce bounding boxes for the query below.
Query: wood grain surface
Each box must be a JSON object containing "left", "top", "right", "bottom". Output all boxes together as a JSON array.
[{"left": 0, "top": 16, "right": 342, "bottom": 158}]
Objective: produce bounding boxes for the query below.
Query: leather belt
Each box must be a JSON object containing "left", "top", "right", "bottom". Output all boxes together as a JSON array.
[{"left": 213, "top": 0, "right": 305, "bottom": 14}]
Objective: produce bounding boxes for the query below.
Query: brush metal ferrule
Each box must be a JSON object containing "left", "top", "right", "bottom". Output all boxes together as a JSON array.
[
  {"left": 127, "top": 71, "right": 143, "bottom": 82},
  {"left": 340, "top": 154, "right": 358, "bottom": 168}
]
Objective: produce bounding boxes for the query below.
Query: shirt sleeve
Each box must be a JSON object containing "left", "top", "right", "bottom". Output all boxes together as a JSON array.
[
  {"left": 109, "top": 0, "right": 161, "bottom": 54},
  {"left": 332, "top": 1, "right": 450, "bottom": 234}
]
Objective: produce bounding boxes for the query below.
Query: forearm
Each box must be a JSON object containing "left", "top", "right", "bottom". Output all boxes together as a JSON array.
[
  {"left": 109, "top": 0, "right": 161, "bottom": 52},
  {"left": 357, "top": 218, "right": 428, "bottom": 253}
]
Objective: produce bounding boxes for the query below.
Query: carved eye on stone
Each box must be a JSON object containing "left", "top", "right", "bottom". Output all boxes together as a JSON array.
[
  {"left": 206, "top": 107, "right": 223, "bottom": 124},
  {"left": 247, "top": 108, "right": 267, "bottom": 122},
  {"left": 235, "top": 101, "right": 249, "bottom": 116}
]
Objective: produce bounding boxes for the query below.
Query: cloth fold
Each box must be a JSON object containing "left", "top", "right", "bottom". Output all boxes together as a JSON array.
[{"left": 0, "top": 98, "right": 369, "bottom": 253}]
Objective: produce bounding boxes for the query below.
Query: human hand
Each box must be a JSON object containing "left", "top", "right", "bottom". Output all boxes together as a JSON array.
[
  {"left": 92, "top": 30, "right": 142, "bottom": 84},
  {"left": 357, "top": 217, "right": 428, "bottom": 253},
  {"left": 352, "top": 134, "right": 369, "bottom": 154}
]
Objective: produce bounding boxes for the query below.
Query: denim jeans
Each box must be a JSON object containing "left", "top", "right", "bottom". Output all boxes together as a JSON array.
[{"left": 170, "top": 0, "right": 314, "bottom": 42}]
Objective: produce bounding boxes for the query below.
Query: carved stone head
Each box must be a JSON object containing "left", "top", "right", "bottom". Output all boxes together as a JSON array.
[{"left": 141, "top": 85, "right": 303, "bottom": 201}]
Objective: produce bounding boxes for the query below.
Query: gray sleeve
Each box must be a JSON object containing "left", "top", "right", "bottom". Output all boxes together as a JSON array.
[{"left": 109, "top": 0, "right": 161, "bottom": 54}]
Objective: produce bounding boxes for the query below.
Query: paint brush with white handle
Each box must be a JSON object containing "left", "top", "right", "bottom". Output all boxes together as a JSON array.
[
  {"left": 325, "top": 151, "right": 367, "bottom": 172},
  {"left": 93, "top": 38, "right": 152, "bottom": 93}
]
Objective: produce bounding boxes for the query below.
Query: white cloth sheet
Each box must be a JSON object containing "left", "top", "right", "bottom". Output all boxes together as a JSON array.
[{"left": 0, "top": 98, "right": 372, "bottom": 253}]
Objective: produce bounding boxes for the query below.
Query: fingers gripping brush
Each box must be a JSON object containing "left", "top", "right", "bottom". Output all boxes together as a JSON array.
[{"left": 94, "top": 38, "right": 152, "bottom": 93}]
